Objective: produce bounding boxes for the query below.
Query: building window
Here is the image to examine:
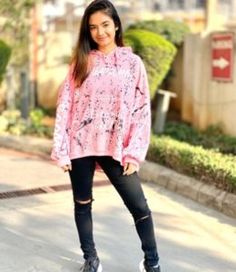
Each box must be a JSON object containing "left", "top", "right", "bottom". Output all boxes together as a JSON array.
[
  {"left": 196, "top": 0, "right": 206, "bottom": 8},
  {"left": 153, "top": 2, "right": 161, "bottom": 11},
  {"left": 219, "top": 0, "right": 231, "bottom": 17},
  {"left": 219, "top": 0, "right": 231, "bottom": 4},
  {"left": 168, "top": 0, "right": 185, "bottom": 10}
]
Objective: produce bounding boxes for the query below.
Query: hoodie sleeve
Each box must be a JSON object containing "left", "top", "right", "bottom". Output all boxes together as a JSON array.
[
  {"left": 122, "top": 57, "right": 151, "bottom": 171},
  {"left": 51, "top": 68, "right": 74, "bottom": 167}
]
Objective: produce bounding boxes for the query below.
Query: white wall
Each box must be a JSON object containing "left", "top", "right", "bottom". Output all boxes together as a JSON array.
[{"left": 182, "top": 31, "right": 236, "bottom": 136}]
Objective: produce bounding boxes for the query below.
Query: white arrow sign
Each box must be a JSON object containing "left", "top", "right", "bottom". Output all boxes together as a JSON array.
[{"left": 212, "top": 57, "right": 229, "bottom": 69}]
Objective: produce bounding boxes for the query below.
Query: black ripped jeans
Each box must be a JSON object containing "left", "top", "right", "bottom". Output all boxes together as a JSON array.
[{"left": 69, "top": 156, "right": 159, "bottom": 266}]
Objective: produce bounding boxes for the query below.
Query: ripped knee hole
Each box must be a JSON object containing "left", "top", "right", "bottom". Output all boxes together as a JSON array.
[
  {"left": 135, "top": 215, "right": 150, "bottom": 225},
  {"left": 75, "top": 199, "right": 92, "bottom": 204}
]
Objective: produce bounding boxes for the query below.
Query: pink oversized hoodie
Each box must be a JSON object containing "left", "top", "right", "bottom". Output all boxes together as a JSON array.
[{"left": 51, "top": 46, "right": 151, "bottom": 170}]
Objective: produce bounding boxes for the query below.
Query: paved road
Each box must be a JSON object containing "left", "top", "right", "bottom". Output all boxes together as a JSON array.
[{"left": 0, "top": 148, "right": 236, "bottom": 272}]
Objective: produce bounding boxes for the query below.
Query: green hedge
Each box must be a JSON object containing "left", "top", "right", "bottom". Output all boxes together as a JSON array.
[
  {"left": 127, "top": 19, "right": 190, "bottom": 46},
  {"left": 124, "top": 29, "right": 177, "bottom": 99},
  {"left": 163, "top": 121, "right": 236, "bottom": 156},
  {"left": 0, "top": 40, "right": 11, "bottom": 84},
  {"left": 147, "top": 134, "right": 236, "bottom": 193}
]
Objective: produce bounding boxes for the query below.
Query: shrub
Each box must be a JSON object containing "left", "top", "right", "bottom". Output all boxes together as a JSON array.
[
  {"left": 1, "top": 110, "right": 27, "bottom": 135},
  {"left": 2, "top": 110, "right": 21, "bottom": 126},
  {"left": 0, "top": 116, "right": 9, "bottom": 132},
  {"left": 127, "top": 19, "right": 190, "bottom": 46},
  {"left": 0, "top": 39, "right": 11, "bottom": 84},
  {"left": 25, "top": 108, "right": 54, "bottom": 138},
  {"left": 147, "top": 134, "right": 236, "bottom": 193},
  {"left": 124, "top": 29, "right": 177, "bottom": 99},
  {"left": 0, "top": 109, "right": 53, "bottom": 138},
  {"left": 163, "top": 121, "right": 236, "bottom": 155}
]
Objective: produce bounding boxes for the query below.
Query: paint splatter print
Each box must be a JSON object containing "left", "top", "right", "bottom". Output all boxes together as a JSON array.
[{"left": 51, "top": 47, "right": 151, "bottom": 170}]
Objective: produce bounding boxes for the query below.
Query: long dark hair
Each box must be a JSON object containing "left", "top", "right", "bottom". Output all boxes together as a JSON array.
[{"left": 72, "top": 0, "right": 124, "bottom": 87}]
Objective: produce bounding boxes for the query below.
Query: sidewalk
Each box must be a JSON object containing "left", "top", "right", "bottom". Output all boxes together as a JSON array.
[
  {"left": 1, "top": 146, "right": 236, "bottom": 272},
  {"left": 0, "top": 134, "right": 236, "bottom": 219}
]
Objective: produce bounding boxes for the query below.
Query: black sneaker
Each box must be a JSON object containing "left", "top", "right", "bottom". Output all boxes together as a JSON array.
[
  {"left": 80, "top": 256, "right": 102, "bottom": 272},
  {"left": 139, "top": 259, "right": 161, "bottom": 272}
]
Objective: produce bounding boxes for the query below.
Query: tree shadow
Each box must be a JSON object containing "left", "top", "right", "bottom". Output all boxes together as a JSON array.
[{"left": 0, "top": 184, "right": 235, "bottom": 272}]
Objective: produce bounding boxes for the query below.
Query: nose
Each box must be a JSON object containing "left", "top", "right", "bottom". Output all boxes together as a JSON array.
[{"left": 97, "top": 26, "right": 104, "bottom": 36}]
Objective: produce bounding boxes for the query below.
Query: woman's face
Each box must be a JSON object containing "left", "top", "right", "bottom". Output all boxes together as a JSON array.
[{"left": 89, "top": 11, "right": 117, "bottom": 51}]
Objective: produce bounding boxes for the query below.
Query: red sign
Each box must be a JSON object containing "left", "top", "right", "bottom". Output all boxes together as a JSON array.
[{"left": 211, "top": 32, "right": 234, "bottom": 82}]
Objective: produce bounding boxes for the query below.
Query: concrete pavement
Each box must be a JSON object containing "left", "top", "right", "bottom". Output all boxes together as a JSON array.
[
  {"left": 0, "top": 148, "right": 236, "bottom": 272},
  {"left": 0, "top": 134, "right": 236, "bottom": 219}
]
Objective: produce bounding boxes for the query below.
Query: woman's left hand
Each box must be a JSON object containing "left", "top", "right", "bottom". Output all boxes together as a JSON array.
[{"left": 123, "top": 162, "right": 137, "bottom": 175}]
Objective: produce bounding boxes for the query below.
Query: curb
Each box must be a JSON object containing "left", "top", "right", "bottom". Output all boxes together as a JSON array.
[
  {"left": 1, "top": 134, "right": 236, "bottom": 219},
  {"left": 139, "top": 161, "right": 236, "bottom": 219},
  {"left": 0, "top": 134, "right": 52, "bottom": 158}
]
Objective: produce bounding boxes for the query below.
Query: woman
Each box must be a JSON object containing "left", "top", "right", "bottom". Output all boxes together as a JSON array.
[{"left": 51, "top": 0, "right": 161, "bottom": 271}]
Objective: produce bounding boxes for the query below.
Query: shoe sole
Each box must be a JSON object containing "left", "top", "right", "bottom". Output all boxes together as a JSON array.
[
  {"left": 139, "top": 259, "right": 160, "bottom": 272},
  {"left": 98, "top": 263, "right": 103, "bottom": 272},
  {"left": 139, "top": 260, "right": 146, "bottom": 272}
]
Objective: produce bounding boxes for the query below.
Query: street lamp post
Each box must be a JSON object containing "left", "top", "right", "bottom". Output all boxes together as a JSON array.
[{"left": 29, "top": 4, "right": 38, "bottom": 109}]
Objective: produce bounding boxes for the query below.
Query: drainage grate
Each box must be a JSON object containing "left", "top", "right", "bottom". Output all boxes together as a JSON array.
[
  {"left": 0, "top": 180, "right": 109, "bottom": 200},
  {"left": 0, "top": 184, "right": 71, "bottom": 200}
]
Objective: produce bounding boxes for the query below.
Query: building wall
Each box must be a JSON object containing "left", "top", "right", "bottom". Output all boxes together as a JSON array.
[
  {"left": 168, "top": 46, "right": 184, "bottom": 111},
  {"left": 37, "top": 31, "right": 73, "bottom": 108},
  {"left": 36, "top": 2, "right": 79, "bottom": 108},
  {"left": 182, "top": 31, "right": 236, "bottom": 136}
]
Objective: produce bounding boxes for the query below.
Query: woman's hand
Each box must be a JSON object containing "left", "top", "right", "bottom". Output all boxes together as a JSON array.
[
  {"left": 61, "top": 164, "right": 72, "bottom": 172},
  {"left": 123, "top": 162, "right": 137, "bottom": 176}
]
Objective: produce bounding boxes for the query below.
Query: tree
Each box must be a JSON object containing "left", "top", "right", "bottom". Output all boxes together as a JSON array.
[
  {"left": 0, "top": 39, "right": 11, "bottom": 84},
  {"left": 0, "top": 0, "right": 39, "bottom": 67}
]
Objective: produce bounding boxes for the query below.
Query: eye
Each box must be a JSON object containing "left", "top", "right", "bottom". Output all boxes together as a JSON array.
[
  {"left": 89, "top": 26, "right": 96, "bottom": 30},
  {"left": 103, "top": 23, "right": 109, "bottom": 27}
]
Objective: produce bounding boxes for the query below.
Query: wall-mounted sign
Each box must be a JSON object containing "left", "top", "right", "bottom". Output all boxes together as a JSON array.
[{"left": 211, "top": 32, "right": 234, "bottom": 82}]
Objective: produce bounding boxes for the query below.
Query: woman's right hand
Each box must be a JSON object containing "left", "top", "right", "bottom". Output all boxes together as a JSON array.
[{"left": 61, "top": 164, "right": 72, "bottom": 172}]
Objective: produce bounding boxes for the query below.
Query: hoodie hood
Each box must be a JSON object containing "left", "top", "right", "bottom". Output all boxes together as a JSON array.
[{"left": 90, "top": 46, "right": 133, "bottom": 67}]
